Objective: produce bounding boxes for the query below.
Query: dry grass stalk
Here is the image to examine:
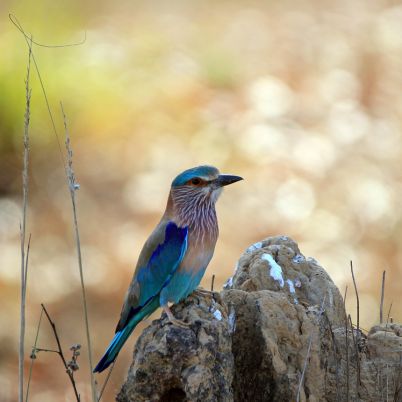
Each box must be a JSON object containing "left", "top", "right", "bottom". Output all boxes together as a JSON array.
[
  {"left": 9, "top": 14, "right": 83, "bottom": 169},
  {"left": 344, "top": 285, "right": 350, "bottom": 402},
  {"left": 350, "top": 261, "right": 360, "bottom": 338},
  {"left": 97, "top": 362, "right": 115, "bottom": 402},
  {"left": 61, "top": 103, "right": 97, "bottom": 402},
  {"left": 380, "top": 270, "right": 386, "bottom": 324},
  {"left": 350, "top": 261, "right": 362, "bottom": 395},
  {"left": 11, "top": 14, "right": 93, "bottom": 401},
  {"left": 25, "top": 307, "right": 43, "bottom": 402},
  {"left": 19, "top": 39, "right": 32, "bottom": 402}
]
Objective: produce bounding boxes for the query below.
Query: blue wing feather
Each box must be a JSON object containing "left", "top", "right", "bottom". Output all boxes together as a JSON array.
[
  {"left": 137, "top": 221, "right": 188, "bottom": 306},
  {"left": 94, "top": 221, "right": 188, "bottom": 373}
]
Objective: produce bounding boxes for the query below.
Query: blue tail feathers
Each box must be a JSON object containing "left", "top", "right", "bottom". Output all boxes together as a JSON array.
[
  {"left": 93, "top": 296, "right": 160, "bottom": 373},
  {"left": 93, "top": 329, "right": 126, "bottom": 372}
]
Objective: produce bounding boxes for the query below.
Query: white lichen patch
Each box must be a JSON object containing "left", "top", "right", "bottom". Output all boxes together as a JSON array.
[
  {"left": 286, "top": 279, "right": 296, "bottom": 293},
  {"left": 213, "top": 309, "right": 223, "bottom": 321},
  {"left": 262, "top": 253, "right": 284, "bottom": 287},
  {"left": 286, "top": 279, "right": 299, "bottom": 304},
  {"left": 292, "top": 254, "right": 305, "bottom": 264},
  {"left": 223, "top": 276, "right": 233, "bottom": 289},
  {"left": 234, "top": 261, "right": 240, "bottom": 274},
  {"left": 246, "top": 241, "right": 263, "bottom": 253}
]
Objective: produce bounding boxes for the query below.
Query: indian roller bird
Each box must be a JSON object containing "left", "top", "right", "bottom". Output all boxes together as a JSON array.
[{"left": 94, "top": 165, "right": 242, "bottom": 373}]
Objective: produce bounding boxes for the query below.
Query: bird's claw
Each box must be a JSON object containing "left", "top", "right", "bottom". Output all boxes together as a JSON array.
[{"left": 163, "top": 305, "right": 190, "bottom": 328}]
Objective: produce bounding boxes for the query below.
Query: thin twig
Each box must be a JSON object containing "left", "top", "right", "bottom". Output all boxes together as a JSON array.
[
  {"left": 380, "top": 270, "right": 386, "bottom": 324},
  {"left": 61, "top": 103, "right": 97, "bottom": 402},
  {"left": 382, "top": 301, "right": 395, "bottom": 401},
  {"left": 32, "top": 347, "right": 60, "bottom": 354},
  {"left": 350, "top": 261, "right": 359, "bottom": 337},
  {"left": 9, "top": 14, "right": 86, "bottom": 48},
  {"left": 25, "top": 296, "right": 42, "bottom": 402},
  {"left": 97, "top": 362, "right": 116, "bottom": 401},
  {"left": 23, "top": 234, "right": 31, "bottom": 300},
  {"left": 211, "top": 274, "right": 215, "bottom": 292},
  {"left": 41, "top": 304, "right": 80, "bottom": 401},
  {"left": 386, "top": 302, "right": 393, "bottom": 330},
  {"left": 343, "top": 286, "right": 348, "bottom": 309},
  {"left": 350, "top": 260, "right": 362, "bottom": 395},
  {"left": 19, "top": 38, "right": 32, "bottom": 402},
  {"left": 11, "top": 15, "right": 67, "bottom": 171},
  {"left": 348, "top": 315, "right": 356, "bottom": 346},
  {"left": 344, "top": 286, "right": 350, "bottom": 402},
  {"left": 348, "top": 314, "right": 361, "bottom": 396}
]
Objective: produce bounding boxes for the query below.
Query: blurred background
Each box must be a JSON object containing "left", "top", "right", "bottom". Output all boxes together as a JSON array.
[{"left": 1, "top": 0, "right": 402, "bottom": 400}]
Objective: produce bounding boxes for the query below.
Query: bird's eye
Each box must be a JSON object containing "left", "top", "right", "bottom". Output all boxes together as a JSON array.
[{"left": 191, "top": 178, "right": 201, "bottom": 185}]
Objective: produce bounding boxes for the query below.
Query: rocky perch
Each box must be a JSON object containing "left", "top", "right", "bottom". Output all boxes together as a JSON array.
[{"left": 117, "top": 236, "right": 402, "bottom": 402}]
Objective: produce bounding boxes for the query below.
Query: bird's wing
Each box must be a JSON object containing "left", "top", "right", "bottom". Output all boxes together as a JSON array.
[{"left": 116, "top": 220, "right": 188, "bottom": 331}]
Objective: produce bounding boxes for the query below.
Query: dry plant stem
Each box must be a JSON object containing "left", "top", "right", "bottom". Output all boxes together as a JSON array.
[
  {"left": 386, "top": 302, "right": 393, "bottom": 329},
  {"left": 25, "top": 304, "right": 42, "bottom": 402},
  {"left": 34, "top": 347, "right": 59, "bottom": 353},
  {"left": 11, "top": 15, "right": 67, "bottom": 169},
  {"left": 344, "top": 286, "right": 350, "bottom": 402},
  {"left": 350, "top": 262, "right": 362, "bottom": 395},
  {"left": 350, "top": 261, "right": 360, "bottom": 337},
  {"left": 348, "top": 314, "right": 361, "bottom": 396},
  {"left": 62, "top": 103, "right": 97, "bottom": 402},
  {"left": 350, "top": 261, "right": 361, "bottom": 388},
  {"left": 19, "top": 40, "right": 32, "bottom": 402},
  {"left": 380, "top": 270, "right": 386, "bottom": 324},
  {"left": 9, "top": 14, "right": 86, "bottom": 48},
  {"left": 41, "top": 304, "right": 81, "bottom": 402},
  {"left": 98, "top": 362, "right": 115, "bottom": 402},
  {"left": 24, "top": 234, "right": 31, "bottom": 296},
  {"left": 383, "top": 301, "right": 395, "bottom": 401},
  {"left": 211, "top": 274, "right": 215, "bottom": 292}
]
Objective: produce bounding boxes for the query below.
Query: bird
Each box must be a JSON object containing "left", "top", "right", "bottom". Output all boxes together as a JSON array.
[{"left": 93, "top": 165, "right": 242, "bottom": 373}]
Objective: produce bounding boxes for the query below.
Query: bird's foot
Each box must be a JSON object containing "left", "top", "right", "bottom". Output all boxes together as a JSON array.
[{"left": 163, "top": 305, "right": 190, "bottom": 328}]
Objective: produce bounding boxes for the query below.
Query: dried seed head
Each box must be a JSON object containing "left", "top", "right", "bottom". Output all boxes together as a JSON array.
[{"left": 67, "top": 360, "right": 79, "bottom": 372}]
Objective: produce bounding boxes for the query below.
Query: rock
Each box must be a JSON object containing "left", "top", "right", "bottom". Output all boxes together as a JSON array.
[
  {"left": 359, "top": 323, "right": 402, "bottom": 401},
  {"left": 223, "top": 235, "right": 346, "bottom": 402},
  {"left": 118, "top": 236, "right": 402, "bottom": 402},
  {"left": 117, "top": 292, "right": 233, "bottom": 402},
  {"left": 228, "top": 236, "right": 345, "bottom": 327}
]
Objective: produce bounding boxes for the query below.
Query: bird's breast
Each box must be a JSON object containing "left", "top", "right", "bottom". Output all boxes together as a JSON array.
[{"left": 179, "top": 227, "right": 218, "bottom": 275}]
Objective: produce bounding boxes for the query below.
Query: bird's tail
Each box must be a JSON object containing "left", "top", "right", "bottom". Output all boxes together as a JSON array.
[{"left": 93, "top": 297, "right": 159, "bottom": 373}]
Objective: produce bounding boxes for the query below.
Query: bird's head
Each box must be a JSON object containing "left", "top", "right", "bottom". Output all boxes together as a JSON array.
[{"left": 170, "top": 165, "right": 243, "bottom": 206}]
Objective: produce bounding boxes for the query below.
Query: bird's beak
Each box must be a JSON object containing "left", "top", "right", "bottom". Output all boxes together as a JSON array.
[{"left": 213, "top": 174, "right": 243, "bottom": 188}]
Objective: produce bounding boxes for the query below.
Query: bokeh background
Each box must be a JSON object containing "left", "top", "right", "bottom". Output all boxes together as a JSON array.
[{"left": 1, "top": 0, "right": 402, "bottom": 400}]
